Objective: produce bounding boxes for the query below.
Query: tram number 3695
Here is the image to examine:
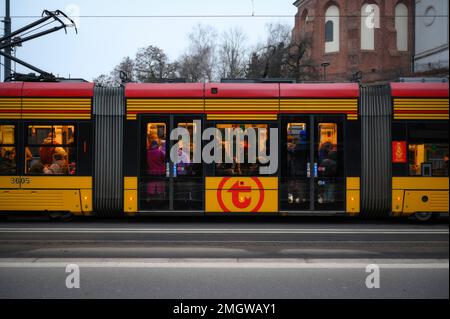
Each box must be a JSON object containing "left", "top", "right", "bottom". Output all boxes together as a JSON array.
[{"left": 10, "top": 177, "right": 31, "bottom": 185}]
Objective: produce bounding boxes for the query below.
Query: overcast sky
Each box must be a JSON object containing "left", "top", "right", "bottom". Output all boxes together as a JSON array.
[{"left": 1, "top": 0, "right": 297, "bottom": 81}]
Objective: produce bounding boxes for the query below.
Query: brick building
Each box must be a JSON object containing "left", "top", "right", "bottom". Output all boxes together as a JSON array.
[
  {"left": 413, "top": 0, "right": 449, "bottom": 75},
  {"left": 292, "top": 0, "right": 413, "bottom": 83}
]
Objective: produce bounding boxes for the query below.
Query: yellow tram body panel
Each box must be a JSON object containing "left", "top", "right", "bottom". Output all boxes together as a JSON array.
[
  {"left": 346, "top": 177, "right": 360, "bottom": 214},
  {"left": 124, "top": 176, "right": 363, "bottom": 214},
  {"left": 393, "top": 98, "right": 449, "bottom": 120},
  {"left": 0, "top": 97, "right": 21, "bottom": 119},
  {"left": 205, "top": 177, "right": 278, "bottom": 213},
  {"left": 0, "top": 176, "right": 93, "bottom": 215},
  {"left": 205, "top": 99, "right": 279, "bottom": 121},
  {"left": 280, "top": 99, "right": 359, "bottom": 120},
  {"left": 21, "top": 98, "right": 92, "bottom": 120},
  {"left": 124, "top": 176, "right": 138, "bottom": 214},
  {"left": 392, "top": 177, "right": 449, "bottom": 215}
]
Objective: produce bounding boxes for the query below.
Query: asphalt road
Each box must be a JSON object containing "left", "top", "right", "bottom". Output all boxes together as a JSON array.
[
  {"left": 0, "top": 217, "right": 448, "bottom": 299},
  {"left": 0, "top": 259, "right": 448, "bottom": 299}
]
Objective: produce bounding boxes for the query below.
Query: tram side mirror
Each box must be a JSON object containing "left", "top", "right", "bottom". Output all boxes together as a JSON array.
[
  {"left": 211, "top": 88, "right": 218, "bottom": 94},
  {"left": 421, "top": 162, "right": 432, "bottom": 177}
]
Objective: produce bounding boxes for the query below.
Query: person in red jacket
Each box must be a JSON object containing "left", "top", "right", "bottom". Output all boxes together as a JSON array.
[
  {"left": 146, "top": 140, "right": 165, "bottom": 175},
  {"left": 146, "top": 140, "right": 166, "bottom": 198}
]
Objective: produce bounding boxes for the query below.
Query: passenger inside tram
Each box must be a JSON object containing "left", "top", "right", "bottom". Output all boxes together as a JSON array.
[
  {"left": 145, "top": 123, "right": 168, "bottom": 201},
  {"left": 0, "top": 148, "right": 16, "bottom": 174},
  {"left": 0, "top": 125, "right": 16, "bottom": 175},
  {"left": 147, "top": 139, "right": 166, "bottom": 176},
  {"left": 317, "top": 123, "right": 338, "bottom": 204},
  {"left": 25, "top": 125, "right": 75, "bottom": 175},
  {"left": 286, "top": 123, "right": 308, "bottom": 204},
  {"left": 215, "top": 124, "right": 269, "bottom": 176}
]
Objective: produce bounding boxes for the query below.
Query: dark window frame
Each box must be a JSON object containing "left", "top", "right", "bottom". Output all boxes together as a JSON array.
[
  {"left": 24, "top": 122, "right": 78, "bottom": 176},
  {"left": 325, "top": 20, "right": 334, "bottom": 43},
  {"left": 405, "top": 121, "right": 449, "bottom": 177},
  {"left": 0, "top": 123, "right": 17, "bottom": 176},
  {"left": 138, "top": 114, "right": 205, "bottom": 211},
  {"left": 212, "top": 121, "right": 278, "bottom": 177},
  {"left": 173, "top": 115, "right": 204, "bottom": 178}
]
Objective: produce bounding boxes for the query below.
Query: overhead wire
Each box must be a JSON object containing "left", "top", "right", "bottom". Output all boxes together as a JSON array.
[{"left": 17, "top": 19, "right": 57, "bottom": 38}]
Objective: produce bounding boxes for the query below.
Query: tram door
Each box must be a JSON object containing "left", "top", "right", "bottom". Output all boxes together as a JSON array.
[
  {"left": 139, "top": 115, "right": 204, "bottom": 211},
  {"left": 281, "top": 115, "right": 345, "bottom": 211}
]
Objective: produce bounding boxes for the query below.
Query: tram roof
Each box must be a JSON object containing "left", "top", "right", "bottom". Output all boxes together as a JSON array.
[
  {"left": 279, "top": 83, "right": 359, "bottom": 98},
  {"left": 390, "top": 82, "right": 449, "bottom": 98},
  {"left": 125, "top": 83, "right": 359, "bottom": 99},
  {"left": 1, "top": 82, "right": 448, "bottom": 99},
  {"left": 126, "top": 83, "right": 204, "bottom": 98},
  {"left": 0, "top": 82, "right": 94, "bottom": 97}
]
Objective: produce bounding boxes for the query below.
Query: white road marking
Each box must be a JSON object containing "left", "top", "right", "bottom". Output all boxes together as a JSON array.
[
  {"left": 0, "top": 227, "right": 448, "bottom": 234},
  {"left": 1, "top": 240, "right": 447, "bottom": 245},
  {"left": 0, "top": 258, "right": 447, "bottom": 269}
]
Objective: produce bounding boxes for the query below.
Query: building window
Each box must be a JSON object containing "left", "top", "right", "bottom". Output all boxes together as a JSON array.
[
  {"left": 0, "top": 125, "right": 16, "bottom": 175},
  {"left": 325, "top": 5, "right": 339, "bottom": 53},
  {"left": 325, "top": 21, "right": 334, "bottom": 42},
  {"left": 361, "top": 3, "right": 380, "bottom": 50},
  {"left": 300, "top": 9, "right": 309, "bottom": 33},
  {"left": 395, "top": 3, "right": 408, "bottom": 51},
  {"left": 25, "top": 124, "right": 77, "bottom": 175}
]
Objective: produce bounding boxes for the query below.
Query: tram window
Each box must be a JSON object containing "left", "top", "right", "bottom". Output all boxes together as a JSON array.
[
  {"left": 215, "top": 124, "right": 269, "bottom": 176},
  {"left": 174, "top": 121, "right": 202, "bottom": 177},
  {"left": 408, "top": 144, "right": 448, "bottom": 176},
  {"left": 408, "top": 123, "right": 448, "bottom": 142},
  {"left": 286, "top": 123, "right": 308, "bottom": 176},
  {"left": 145, "top": 123, "right": 167, "bottom": 176},
  {"left": 25, "top": 125, "right": 76, "bottom": 175},
  {"left": 0, "top": 125, "right": 16, "bottom": 175},
  {"left": 173, "top": 179, "right": 203, "bottom": 210},
  {"left": 407, "top": 123, "right": 449, "bottom": 177},
  {"left": 317, "top": 123, "right": 338, "bottom": 204},
  {"left": 284, "top": 123, "right": 309, "bottom": 207}
]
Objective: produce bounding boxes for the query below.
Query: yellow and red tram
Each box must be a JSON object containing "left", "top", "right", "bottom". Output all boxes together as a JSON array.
[{"left": 0, "top": 81, "right": 448, "bottom": 220}]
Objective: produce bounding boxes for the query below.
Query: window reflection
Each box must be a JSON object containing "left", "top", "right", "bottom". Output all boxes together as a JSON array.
[
  {"left": 173, "top": 179, "right": 203, "bottom": 210},
  {"left": 215, "top": 124, "right": 269, "bottom": 176},
  {"left": 26, "top": 125, "right": 76, "bottom": 175},
  {"left": 0, "top": 125, "right": 14, "bottom": 145},
  {"left": 407, "top": 123, "right": 449, "bottom": 177},
  {"left": 409, "top": 144, "right": 448, "bottom": 176},
  {"left": 140, "top": 180, "right": 169, "bottom": 210},
  {"left": 0, "top": 125, "right": 16, "bottom": 175}
]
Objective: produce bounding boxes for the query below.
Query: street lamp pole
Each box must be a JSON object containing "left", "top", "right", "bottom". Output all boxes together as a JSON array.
[
  {"left": 4, "top": 0, "right": 12, "bottom": 81},
  {"left": 321, "top": 62, "right": 330, "bottom": 82}
]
